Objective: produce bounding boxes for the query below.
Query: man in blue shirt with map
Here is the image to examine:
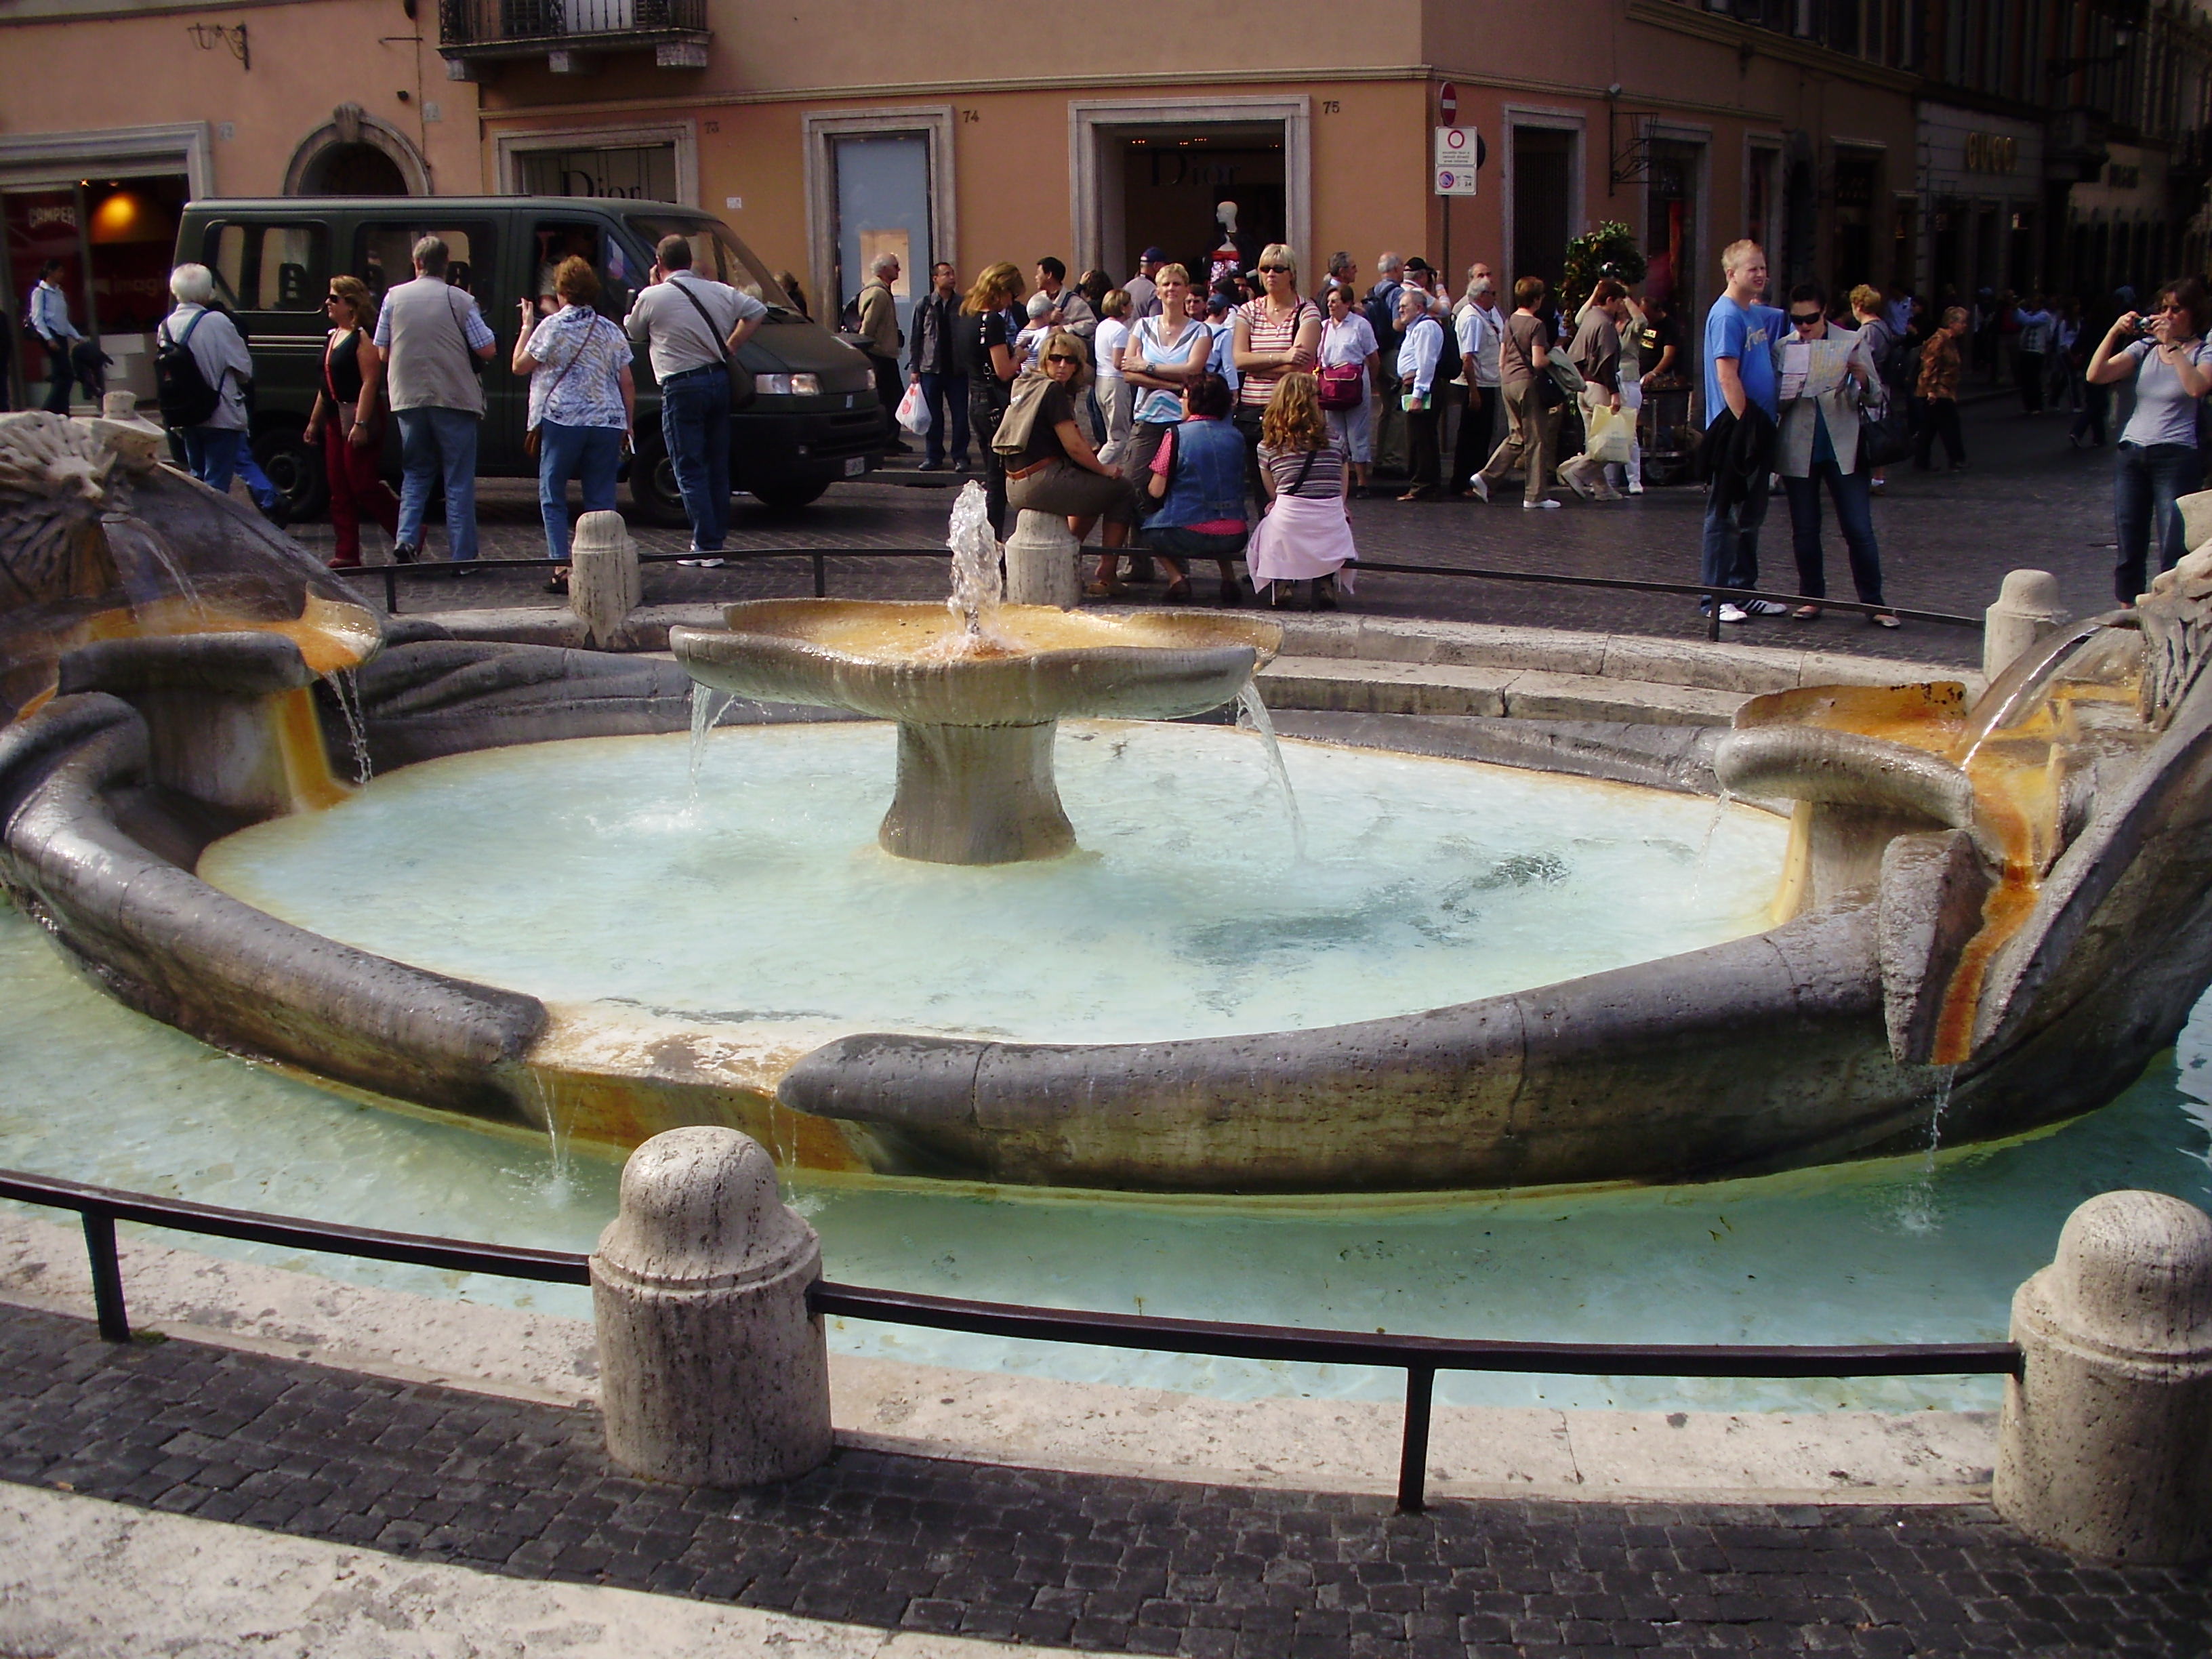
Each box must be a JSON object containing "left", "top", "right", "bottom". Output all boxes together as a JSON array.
[{"left": 1701, "top": 239, "right": 1786, "bottom": 623}]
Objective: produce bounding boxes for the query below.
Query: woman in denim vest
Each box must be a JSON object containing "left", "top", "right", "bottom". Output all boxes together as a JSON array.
[{"left": 1143, "top": 372, "right": 1249, "bottom": 606}]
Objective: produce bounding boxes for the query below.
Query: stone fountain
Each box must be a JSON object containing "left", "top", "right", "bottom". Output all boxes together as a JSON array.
[
  {"left": 669, "top": 487, "right": 1279, "bottom": 864},
  {"left": 8, "top": 412, "right": 2212, "bottom": 1195}
]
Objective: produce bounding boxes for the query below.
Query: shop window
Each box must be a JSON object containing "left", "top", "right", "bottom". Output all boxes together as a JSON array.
[
  {"left": 516, "top": 144, "right": 676, "bottom": 201},
  {"left": 199, "top": 221, "right": 328, "bottom": 312},
  {"left": 354, "top": 223, "right": 493, "bottom": 302}
]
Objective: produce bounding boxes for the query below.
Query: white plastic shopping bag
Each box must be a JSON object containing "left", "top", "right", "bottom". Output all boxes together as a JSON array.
[{"left": 895, "top": 380, "right": 933, "bottom": 435}]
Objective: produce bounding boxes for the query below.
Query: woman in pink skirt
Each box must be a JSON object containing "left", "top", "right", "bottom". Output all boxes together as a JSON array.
[{"left": 1246, "top": 371, "right": 1357, "bottom": 609}]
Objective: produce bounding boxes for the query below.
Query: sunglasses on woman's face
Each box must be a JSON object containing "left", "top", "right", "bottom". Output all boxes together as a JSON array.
[
  {"left": 1789, "top": 312, "right": 1823, "bottom": 327},
  {"left": 1045, "top": 353, "right": 1080, "bottom": 365}
]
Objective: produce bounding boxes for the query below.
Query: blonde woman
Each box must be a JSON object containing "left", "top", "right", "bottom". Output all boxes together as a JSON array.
[
  {"left": 998, "top": 328, "right": 1134, "bottom": 592},
  {"left": 304, "top": 274, "right": 398, "bottom": 569},
  {"left": 1231, "top": 243, "right": 1322, "bottom": 483},
  {"left": 1246, "top": 371, "right": 1355, "bottom": 610},
  {"left": 958, "top": 262, "right": 1025, "bottom": 532}
]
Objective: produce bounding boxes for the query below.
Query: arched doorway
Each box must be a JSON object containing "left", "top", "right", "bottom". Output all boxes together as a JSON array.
[
  {"left": 283, "top": 105, "right": 431, "bottom": 198},
  {"left": 299, "top": 142, "right": 408, "bottom": 196}
]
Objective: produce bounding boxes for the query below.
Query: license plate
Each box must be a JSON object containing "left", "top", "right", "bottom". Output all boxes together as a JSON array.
[{"left": 843, "top": 456, "right": 867, "bottom": 477}]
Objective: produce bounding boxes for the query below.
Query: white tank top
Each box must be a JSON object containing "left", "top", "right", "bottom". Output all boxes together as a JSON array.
[{"left": 1132, "top": 316, "right": 1207, "bottom": 426}]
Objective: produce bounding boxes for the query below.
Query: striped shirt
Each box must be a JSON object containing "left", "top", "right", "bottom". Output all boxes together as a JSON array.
[
  {"left": 1236, "top": 296, "right": 1321, "bottom": 408},
  {"left": 1258, "top": 436, "right": 1347, "bottom": 499}
]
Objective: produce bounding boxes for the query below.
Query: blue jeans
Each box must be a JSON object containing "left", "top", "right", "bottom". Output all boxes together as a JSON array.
[
  {"left": 1699, "top": 480, "right": 1769, "bottom": 603},
  {"left": 918, "top": 371, "right": 969, "bottom": 466},
  {"left": 537, "top": 421, "right": 625, "bottom": 560},
  {"left": 1783, "top": 464, "right": 1884, "bottom": 605},
  {"left": 2114, "top": 441, "right": 2205, "bottom": 604},
  {"left": 38, "top": 335, "right": 73, "bottom": 413},
  {"left": 659, "top": 367, "right": 731, "bottom": 550},
  {"left": 396, "top": 406, "right": 481, "bottom": 562},
  {"left": 180, "top": 426, "right": 247, "bottom": 494}
]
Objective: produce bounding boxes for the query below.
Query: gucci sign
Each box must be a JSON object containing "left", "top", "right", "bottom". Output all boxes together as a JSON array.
[{"left": 1964, "top": 133, "right": 2020, "bottom": 173}]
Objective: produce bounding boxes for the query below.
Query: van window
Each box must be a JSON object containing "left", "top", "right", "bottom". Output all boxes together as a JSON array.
[
  {"left": 628, "top": 215, "right": 795, "bottom": 311},
  {"left": 530, "top": 220, "right": 636, "bottom": 322},
  {"left": 202, "top": 221, "right": 327, "bottom": 310},
  {"left": 354, "top": 224, "right": 493, "bottom": 304}
]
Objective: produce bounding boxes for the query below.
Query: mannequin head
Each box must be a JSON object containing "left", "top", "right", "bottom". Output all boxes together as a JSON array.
[{"left": 1216, "top": 201, "right": 1239, "bottom": 234}]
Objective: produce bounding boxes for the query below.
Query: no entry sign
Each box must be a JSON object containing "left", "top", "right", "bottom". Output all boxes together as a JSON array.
[{"left": 1439, "top": 82, "right": 1458, "bottom": 124}]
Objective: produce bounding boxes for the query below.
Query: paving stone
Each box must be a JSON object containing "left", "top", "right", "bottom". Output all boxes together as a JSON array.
[{"left": 4, "top": 1305, "right": 2211, "bottom": 1656}]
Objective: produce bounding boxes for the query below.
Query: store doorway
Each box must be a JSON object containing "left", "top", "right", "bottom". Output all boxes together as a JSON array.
[
  {"left": 1113, "top": 130, "right": 1284, "bottom": 289},
  {"left": 831, "top": 133, "right": 930, "bottom": 347},
  {"left": 1511, "top": 127, "right": 1572, "bottom": 294},
  {"left": 1643, "top": 139, "right": 1702, "bottom": 312}
]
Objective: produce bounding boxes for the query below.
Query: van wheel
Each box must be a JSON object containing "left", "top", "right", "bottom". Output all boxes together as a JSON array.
[
  {"left": 749, "top": 477, "right": 831, "bottom": 510},
  {"left": 627, "top": 433, "right": 693, "bottom": 528},
  {"left": 254, "top": 423, "right": 328, "bottom": 522}
]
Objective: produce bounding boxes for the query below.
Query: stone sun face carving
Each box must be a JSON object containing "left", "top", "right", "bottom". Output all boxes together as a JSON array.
[{"left": 0, "top": 412, "right": 161, "bottom": 611}]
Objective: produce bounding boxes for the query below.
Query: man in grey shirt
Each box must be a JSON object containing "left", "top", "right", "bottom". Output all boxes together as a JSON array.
[
  {"left": 375, "top": 236, "right": 498, "bottom": 567},
  {"left": 626, "top": 232, "right": 766, "bottom": 563}
]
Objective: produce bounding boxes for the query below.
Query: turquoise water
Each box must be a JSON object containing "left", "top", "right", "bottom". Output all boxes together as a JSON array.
[
  {"left": 197, "top": 723, "right": 1786, "bottom": 1045},
  {"left": 5, "top": 893, "right": 2209, "bottom": 1412}
]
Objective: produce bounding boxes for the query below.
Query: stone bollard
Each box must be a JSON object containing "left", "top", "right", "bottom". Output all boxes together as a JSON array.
[
  {"left": 591, "top": 1126, "right": 833, "bottom": 1488},
  {"left": 1994, "top": 1190, "right": 2212, "bottom": 1563},
  {"left": 569, "top": 510, "right": 640, "bottom": 649},
  {"left": 1004, "top": 510, "right": 1081, "bottom": 609},
  {"left": 2177, "top": 489, "right": 2212, "bottom": 558},
  {"left": 1983, "top": 569, "right": 2068, "bottom": 681}
]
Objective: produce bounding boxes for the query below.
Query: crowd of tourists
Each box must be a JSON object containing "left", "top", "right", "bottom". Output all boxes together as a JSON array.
[{"left": 106, "top": 224, "right": 2212, "bottom": 623}]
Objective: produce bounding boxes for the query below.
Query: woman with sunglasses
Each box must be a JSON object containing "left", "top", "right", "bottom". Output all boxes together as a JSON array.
[
  {"left": 1774, "top": 282, "right": 1896, "bottom": 628},
  {"left": 956, "top": 262, "right": 1025, "bottom": 533},
  {"left": 998, "top": 329, "right": 1135, "bottom": 595},
  {"left": 2086, "top": 278, "right": 2212, "bottom": 604},
  {"left": 1231, "top": 245, "right": 1322, "bottom": 493},
  {"left": 304, "top": 275, "right": 400, "bottom": 570}
]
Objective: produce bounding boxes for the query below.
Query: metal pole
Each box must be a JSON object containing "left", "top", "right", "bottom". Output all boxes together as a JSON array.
[
  {"left": 72, "top": 181, "right": 101, "bottom": 409},
  {"left": 0, "top": 199, "right": 25, "bottom": 413},
  {"left": 813, "top": 551, "right": 827, "bottom": 598},
  {"left": 81, "top": 1210, "right": 130, "bottom": 1341},
  {"left": 384, "top": 569, "right": 400, "bottom": 614},
  {"left": 1395, "top": 1363, "right": 1436, "bottom": 1513}
]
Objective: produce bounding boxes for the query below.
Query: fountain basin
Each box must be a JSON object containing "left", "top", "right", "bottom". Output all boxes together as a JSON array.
[{"left": 671, "top": 600, "right": 1280, "bottom": 863}]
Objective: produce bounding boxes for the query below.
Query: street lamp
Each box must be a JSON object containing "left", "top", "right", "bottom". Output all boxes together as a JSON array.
[{"left": 2049, "top": 22, "right": 2135, "bottom": 81}]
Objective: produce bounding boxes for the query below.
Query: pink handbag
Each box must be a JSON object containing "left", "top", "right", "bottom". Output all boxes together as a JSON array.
[{"left": 1317, "top": 361, "right": 1364, "bottom": 409}]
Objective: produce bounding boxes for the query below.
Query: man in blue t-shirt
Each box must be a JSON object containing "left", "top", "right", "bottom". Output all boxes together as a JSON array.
[{"left": 1700, "top": 240, "right": 1786, "bottom": 622}]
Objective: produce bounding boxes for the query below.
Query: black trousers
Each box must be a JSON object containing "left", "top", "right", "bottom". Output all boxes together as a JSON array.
[
  {"left": 1404, "top": 402, "right": 1442, "bottom": 493},
  {"left": 1914, "top": 400, "right": 1964, "bottom": 468},
  {"left": 1450, "top": 384, "right": 1496, "bottom": 491},
  {"left": 968, "top": 397, "right": 1008, "bottom": 533}
]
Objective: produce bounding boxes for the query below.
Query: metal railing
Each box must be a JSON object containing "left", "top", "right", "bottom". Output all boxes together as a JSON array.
[
  {"left": 0, "top": 1166, "right": 2022, "bottom": 1512},
  {"left": 438, "top": 0, "right": 704, "bottom": 47},
  {"left": 334, "top": 548, "right": 1985, "bottom": 642}
]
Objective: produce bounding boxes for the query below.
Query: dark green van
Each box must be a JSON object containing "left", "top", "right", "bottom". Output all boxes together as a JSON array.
[{"left": 173, "top": 197, "right": 885, "bottom": 521}]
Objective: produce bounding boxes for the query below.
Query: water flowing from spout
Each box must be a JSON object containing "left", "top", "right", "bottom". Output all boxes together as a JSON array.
[
  {"left": 688, "top": 682, "right": 735, "bottom": 806},
  {"left": 1893, "top": 1063, "right": 1959, "bottom": 1235},
  {"left": 321, "top": 668, "right": 373, "bottom": 787},
  {"left": 1954, "top": 615, "right": 2119, "bottom": 770},
  {"left": 1687, "top": 787, "right": 1735, "bottom": 905},
  {"left": 101, "top": 513, "right": 203, "bottom": 619},
  {"left": 1236, "top": 682, "right": 1307, "bottom": 861},
  {"left": 945, "top": 480, "right": 1003, "bottom": 642}
]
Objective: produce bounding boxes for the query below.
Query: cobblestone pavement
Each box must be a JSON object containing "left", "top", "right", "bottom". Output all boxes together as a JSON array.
[
  {"left": 3, "top": 1307, "right": 2206, "bottom": 1658},
  {"left": 292, "top": 397, "right": 2123, "bottom": 674}
]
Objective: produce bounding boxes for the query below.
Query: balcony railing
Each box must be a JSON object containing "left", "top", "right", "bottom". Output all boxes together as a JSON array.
[{"left": 438, "top": 0, "right": 708, "bottom": 73}]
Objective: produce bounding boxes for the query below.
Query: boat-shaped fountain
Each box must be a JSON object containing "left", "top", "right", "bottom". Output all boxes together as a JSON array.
[{"left": 5, "top": 413, "right": 2212, "bottom": 1199}]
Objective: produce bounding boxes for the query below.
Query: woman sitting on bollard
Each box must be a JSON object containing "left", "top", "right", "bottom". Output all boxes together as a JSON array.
[
  {"left": 2085, "top": 276, "right": 2212, "bottom": 605},
  {"left": 1247, "top": 371, "right": 1355, "bottom": 610},
  {"left": 512, "top": 255, "right": 635, "bottom": 593},
  {"left": 1143, "top": 371, "right": 1249, "bottom": 607},
  {"left": 996, "top": 329, "right": 1134, "bottom": 596}
]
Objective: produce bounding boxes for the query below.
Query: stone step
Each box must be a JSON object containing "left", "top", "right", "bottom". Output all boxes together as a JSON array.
[{"left": 1257, "top": 655, "right": 1750, "bottom": 726}]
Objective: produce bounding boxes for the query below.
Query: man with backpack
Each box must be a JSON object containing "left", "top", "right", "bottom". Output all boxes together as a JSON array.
[
  {"left": 374, "top": 235, "right": 498, "bottom": 567},
  {"left": 26, "top": 259, "right": 83, "bottom": 415},
  {"left": 158, "top": 263, "right": 259, "bottom": 495},
  {"left": 850, "top": 251, "right": 905, "bottom": 450}
]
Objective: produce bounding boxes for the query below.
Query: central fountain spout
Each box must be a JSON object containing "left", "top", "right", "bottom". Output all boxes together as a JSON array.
[{"left": 668, "top": 487, "right": 1279, "bottom": 865}]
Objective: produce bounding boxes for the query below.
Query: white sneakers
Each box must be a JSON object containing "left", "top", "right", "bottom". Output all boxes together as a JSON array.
[
  {"left": 1522, "top": 498, "right": 1561, "bottom": 510},
  {"left": 1467, "top": 474, "right": 1490, "bottom": 503},
  {"left": 1716, "top": 602, "right": 1750, "bottom": 623},
  {"left": 1742, "top": 598, "right": 1790, "bottom": 616}
]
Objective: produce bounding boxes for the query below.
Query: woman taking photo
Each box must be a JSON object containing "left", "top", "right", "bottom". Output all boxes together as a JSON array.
[
  {"left": 1247, "top": 371, "right": 1355, "bottom": 609},
  {"left": 2087, "top": 277, "right": 2212, "bottom": 605},
  {"left": 304, "top": 274, "right": 399, "bottom": 570},
  {"left": 997, "top": 329, "right": 1136, "bottom": 596},
  {"left": 1317, "top": 283, "right": 1381, "bottom": 497},
  {"left": 1231, "top": 244, "right": 1322, "bottom": 485},
  {"left": 958, "top": 262, "right": 1025, "bottom": 533},
  {"left": 511, "top": 256, "right": 635, "bottom": 592}
]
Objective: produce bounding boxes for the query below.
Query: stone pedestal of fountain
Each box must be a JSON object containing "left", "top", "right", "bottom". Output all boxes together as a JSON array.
[
  {"left": 1004, "top": 510, "right": 1081, "bottom": 609},
  {"left": 569, "top": 510, "right": 638, "bottom": 649}
]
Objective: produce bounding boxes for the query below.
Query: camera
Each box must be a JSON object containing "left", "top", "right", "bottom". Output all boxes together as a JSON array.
[{"left": 2133, "top": 315, "right": 2158, "bottom": 338}]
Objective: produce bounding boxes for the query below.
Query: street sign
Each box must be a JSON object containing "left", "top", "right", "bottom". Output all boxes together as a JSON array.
[
  {"left": 1433, "top": 126, "right": 1479, "bottom": 195},
  {"left": 1438, "top": 82, "right": 1458, "bottom": 125}
]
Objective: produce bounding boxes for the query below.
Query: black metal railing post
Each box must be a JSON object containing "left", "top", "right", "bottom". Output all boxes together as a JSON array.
[
  {"left": 1397, "top": 1363, "right": 1436, "bottom": 1513},
  {"left": 812, "top": 552, "right": 827, "bottom": 598},
  {"left": 81, "top": 1208, "right": 129, "bottom": 1342}
]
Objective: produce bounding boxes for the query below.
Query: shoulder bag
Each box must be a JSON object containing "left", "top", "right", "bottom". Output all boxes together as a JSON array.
[
  {"left": 523, "top": 316, "right": 589, "bottom": 461},
  {"left": 670, "top": 278, "right": 756, "bottom": 411}
]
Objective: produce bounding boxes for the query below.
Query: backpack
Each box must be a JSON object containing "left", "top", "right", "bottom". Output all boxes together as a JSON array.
[
  {"left": 153, "top": 310, "right": 224, "bottom": 428},
  {"left": 1364, "top": 283, "right": 1399, "bottom": 349}
]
